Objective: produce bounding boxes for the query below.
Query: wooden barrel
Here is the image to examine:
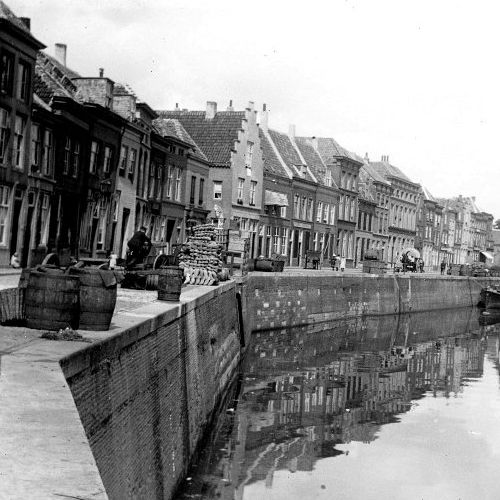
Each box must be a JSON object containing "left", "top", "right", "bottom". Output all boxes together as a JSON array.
[
  {"left": 70, "top": 268, "right": 117, "bottom": 331},
  {"left": 255, "top": 259, "right": 273, "bottom": 272},
  {"left": 25, "top": 271, "right": 80, "bottom": 331},
  {"left": 157, "top": 266, "right": 183, "bottom": 301}
]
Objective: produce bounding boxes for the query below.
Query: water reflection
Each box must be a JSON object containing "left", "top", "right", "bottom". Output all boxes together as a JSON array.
[{"left": 174, "top": 309, "right": 500, "bottom": 500}]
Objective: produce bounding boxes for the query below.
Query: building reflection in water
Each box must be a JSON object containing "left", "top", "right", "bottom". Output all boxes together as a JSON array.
[{"left": 173, "top": 308, "right": 500, "bottom": 500}]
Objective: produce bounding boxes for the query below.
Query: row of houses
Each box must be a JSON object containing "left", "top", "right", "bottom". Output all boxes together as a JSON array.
[{"left": 0, "top": 2, "right": 495, "bottom": 269}]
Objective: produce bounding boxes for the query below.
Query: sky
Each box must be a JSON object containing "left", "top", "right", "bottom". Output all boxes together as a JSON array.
[{"left": 8, "top": 0, "right": 500, "bottom": 219}]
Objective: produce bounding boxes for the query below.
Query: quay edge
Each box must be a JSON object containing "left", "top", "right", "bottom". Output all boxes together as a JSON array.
[{"left": 0, "top": 272, "right": 497, "bottom": 500}]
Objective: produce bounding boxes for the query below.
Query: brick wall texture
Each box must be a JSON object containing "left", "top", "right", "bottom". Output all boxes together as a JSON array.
[
  {"left": 63, "top": 286, "right": 241, "bottom": 500},
  {"left": 248, "top": 274, "right": 496, "bottom": 332}
]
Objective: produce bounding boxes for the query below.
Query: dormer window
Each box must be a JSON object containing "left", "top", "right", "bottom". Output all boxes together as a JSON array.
[{"left": 301, "top": 165, "right": 307, "bottom": 178}]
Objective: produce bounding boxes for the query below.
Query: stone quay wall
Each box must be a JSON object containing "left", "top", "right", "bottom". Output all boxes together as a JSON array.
[
  {"left": 247, "top": 274, "right": 498, "bottom": 332},
  {"left": 60, "top": 283, "right": 242, "bottom": 500}
]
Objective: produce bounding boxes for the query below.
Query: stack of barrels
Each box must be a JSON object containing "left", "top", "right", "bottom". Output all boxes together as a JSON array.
[
  {"left": 178, "top": 224, "right": 229, "bottom": 285},
  {"left": 23, "top": 264, "right": 118, "bottom": 331}
]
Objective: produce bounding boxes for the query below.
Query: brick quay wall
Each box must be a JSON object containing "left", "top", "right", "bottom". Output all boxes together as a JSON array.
[
  {"left": 2, "top": 272, "right": 496, "bottom": 500},
  {"left": 59, "top": 282, "right": 243, "bottom": 500},
  {"left": 247, "top": 273, "right": 498, "bottom": 332}
]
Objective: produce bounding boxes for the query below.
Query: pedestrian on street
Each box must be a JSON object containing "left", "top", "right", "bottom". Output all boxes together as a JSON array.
[
  {"left": 126, "top": 226, "right": 152, "bottom": 269},
  {"left": 10, "top": 252, "right": 20, "bottom": 269},
  {"left": 419, "top": 258, "right": 425, "bottom": 273},
  {"left": 440, "top": 260, "right": 446, "bottom": 275},
  {"left": 340, "top": 257, "right": 346, "bottom": 272}
]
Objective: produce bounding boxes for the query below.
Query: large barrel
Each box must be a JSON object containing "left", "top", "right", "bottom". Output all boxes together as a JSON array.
[
  {"left": 70, "top": 268, "right": 117, "bottom": 331},
  {"left": 157, "top": 266, "right": 183, "bottom": 301},
  {"left": 25, "top": 271, "right": 80, "bottom": 330}
]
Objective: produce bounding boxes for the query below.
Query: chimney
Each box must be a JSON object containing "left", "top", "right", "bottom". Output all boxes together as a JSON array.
[
  {"left": 247, "top": 101, "right": 254, "bottom": 111},
  {"left": 364, "top": 152, "right": 370, "bottom": 163},
  {"left": 55, "top": 43, "right": 67, "bottom": 66},
  {"left": 288, "top": 124, "right": 296, "bottom": 141},
  {"left": 381, "top": 155, "right": 389, "bottom": 162},
  {"left": 99, "top": 68, "right": 104, "bottom": 77},
  {"left": 260, "top": 103, "right": 269, "bottom": 133},
  {"left": 206, "top": 101, "right": 217, "bottom": 120},
  {"left": 19, "top": 17, "right": 31, "bottom": 30},
  {"left": 175, "top": 103, "right": 180, "bottom": 111},
  {"left": 227, "top": 99, "right": 234, "bottom": 111}
]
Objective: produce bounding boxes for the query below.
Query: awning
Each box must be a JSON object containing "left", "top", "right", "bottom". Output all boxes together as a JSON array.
[
  {"left": 264, "top": 190, "right": 288, "bottom": 206},
  {"left": 480, "top": 251, "right": 494, "bottom": 260}
]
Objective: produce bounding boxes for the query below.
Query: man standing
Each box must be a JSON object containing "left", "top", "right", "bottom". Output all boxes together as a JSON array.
[
  {"left": 440, "top": 260, "right": 446, "bottom": 275},
  {"left": 126, "top": 226, "right": 152, "bottom": 268}
]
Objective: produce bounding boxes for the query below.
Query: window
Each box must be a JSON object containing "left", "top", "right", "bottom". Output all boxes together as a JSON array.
[
  {"left": 280, "top": 205, "right": 286, "bottom": 218},
  {"left": 156, "top": 165, "right": 162, "bottom": 199},
  {"left": 17, "top": 61, "right": 30, "bottom": 102},
  {"left": 31, "top": 124, "right": 41, "bottom": 169},
  {"left": 237, "top": 178, "right": 244, "bottom": 203},
  {"left": 0, "top": 51, "right": 14, "bottom": 95},
  {"left": 249, "top": 180, "right": 256, "bottom": 205},
  {"left": 323, "top": 203, "right": 329, "bottom": 224},
  {"left": 89, "top": 141, "right": 99, "bottom": 173},
  {"left": 281, "top": 228, "right": 288, "bottom": 256},
  {"left": 316, "top": 202, "right": 323, "bottom": 222},
  {"left": 101, "top": 146, "right": 112, "bottom": 174},
  {"left": 293, "top": 194, "right": 300, "bottom": 218},
  {"left": 308, "top": 198, "right": 314, "bottom": 221},
  {"left": 128, "top": 148, "right": 137, "bottom": 177},
  {"left": 273, "top": 227, "right": 280, "bottom": 255},
  {"left": 300, "top": 197, "right": 307, "bottom": 221},
  {"left": 330, "top": 204, "right": 336, "bottom": 225},
  {"left": 325, "top": 169, "right": 332, "bottom": 187},
  {"left": 73, "top": 141, "right": 80, "bottom": 177},
  {"left": 36, "top": 193, "right": 50, "bottom": 246},
  {"left": 213, "top": 181, "right": 222, "bottom": 199},
  {"left": 119, "top": 146, "right": 128, "bottom": 174},
  {"left": 198, "top": 178, "right": 204, "bottom": 205},
  {"left": 166, "top": 165, "right": 173, "bottom": 198},
  {"left": 0, "top": 185, "right": 10, "bottom": 244},
  {"left": 245, "top": 141, "right": 253, "bottom": 174},
  {"left": 0, "top": 108, "right": 10, "bottom": 162},
  {"left": 148, "top": 163, "right": 156, "bottom": 198},
  {"left": 190, "top": 176, "right": 196, "bottom": 204},
  {"left": 41, "top": 129, "right": 53, "bottom": 175},
  {"left": 14, "top": 115, "right": 26, "bottom": 169},
  {"left": 63, "top": 137, "right": 71, "bottom": 174},
  {"left": 175, "top": 168, "right": 182, "bottom": 202}
]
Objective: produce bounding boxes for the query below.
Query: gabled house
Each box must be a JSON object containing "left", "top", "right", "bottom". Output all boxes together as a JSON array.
[
  {"left": 416, "top": 185, "right": 442, "bottom": 268},
  {"left": 153, "top": 118, "right": 211, "bottom": 242},
  {"left": 0, "top": 2, "right": 45, "bottom": 266},
  {"left": 368, "top": 156, "right": 420, "bottom": 265},
  {"left": 157, "top": 101, "right": 264, "bottom": 258},
  {"left": 308, "top": 137, "right": 363, "bottom": 267},
  {"left": 359, "top": 157, "right": 392, "bottom": 262}
]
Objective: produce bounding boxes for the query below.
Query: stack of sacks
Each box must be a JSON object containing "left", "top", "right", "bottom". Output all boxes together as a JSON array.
[{"left": 178, "top": 223, "right": 228, "bottom": 285}]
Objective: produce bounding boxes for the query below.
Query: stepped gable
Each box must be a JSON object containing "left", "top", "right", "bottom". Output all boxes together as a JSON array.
[
  {"left": 295, "top": 137, "right": 338, "bottom": 188},
  {"left": 268, "top": 129, "right": 314, "bottom": 181},
  {"left": 153, "top": 118, "right": 208, "bottom": 162},
  {"left": 156, "top": 109, "right": 245, "bottom": 167},
  {"left": 369, "top": 159, "right": 414, "bottom": 184},
  {"left": 258, "top": 129, "right": 289, "bottom": 177},
  {"left": 113, "top": 82, "right": 136, "bottom": 96}
]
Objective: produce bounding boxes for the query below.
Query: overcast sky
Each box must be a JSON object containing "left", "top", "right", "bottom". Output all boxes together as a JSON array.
[{"left": 9, "top": 0, "right": 500, "bottom": 219}]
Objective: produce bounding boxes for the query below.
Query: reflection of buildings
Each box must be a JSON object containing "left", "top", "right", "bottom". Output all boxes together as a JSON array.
[{"left": 174, "top": 311, "right": 492, "bottom": 499}]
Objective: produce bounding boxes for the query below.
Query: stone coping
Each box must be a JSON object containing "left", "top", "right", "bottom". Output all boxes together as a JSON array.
[{"left": 0, "top": 280, "right": 234, "bottom": 500}]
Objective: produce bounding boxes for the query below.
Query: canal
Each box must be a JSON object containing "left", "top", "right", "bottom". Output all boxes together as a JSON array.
[{"left": 173, "top": 307, "right": 500, "bottom": 500}]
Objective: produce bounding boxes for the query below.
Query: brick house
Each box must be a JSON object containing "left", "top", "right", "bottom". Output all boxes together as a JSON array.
[
  {"left": 369, "top": 156, "right": 420, "bottom": 266},
  {"left": 0, "top": 2, "right": 45, "bottom": 266},
  {"left": 157, "top": 101, "right": 264, "bottom": 259}
]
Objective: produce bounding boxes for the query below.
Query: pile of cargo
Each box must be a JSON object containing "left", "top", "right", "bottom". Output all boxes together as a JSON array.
[{"left": 178, "top": 223, "right": 229, "bottom": 285}]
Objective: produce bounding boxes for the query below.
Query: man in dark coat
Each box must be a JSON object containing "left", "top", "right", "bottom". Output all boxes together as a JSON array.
[{"left": 126, "top": 226, "right": 152, "bottom": 268}]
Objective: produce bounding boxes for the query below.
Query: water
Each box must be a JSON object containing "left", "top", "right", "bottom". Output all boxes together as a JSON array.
[{"left": 173, "top": 308, "right": 500, "bottom": 500}]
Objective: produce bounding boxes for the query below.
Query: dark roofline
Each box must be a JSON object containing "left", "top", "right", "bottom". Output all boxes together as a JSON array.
[{"left": 0, "top": 9, "right": 45, "bottom": 50}]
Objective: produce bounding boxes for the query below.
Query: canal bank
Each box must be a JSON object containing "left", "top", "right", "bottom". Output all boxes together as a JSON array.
[{"left": 0, "top": 271, "right": 498, "bottom": 499}]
